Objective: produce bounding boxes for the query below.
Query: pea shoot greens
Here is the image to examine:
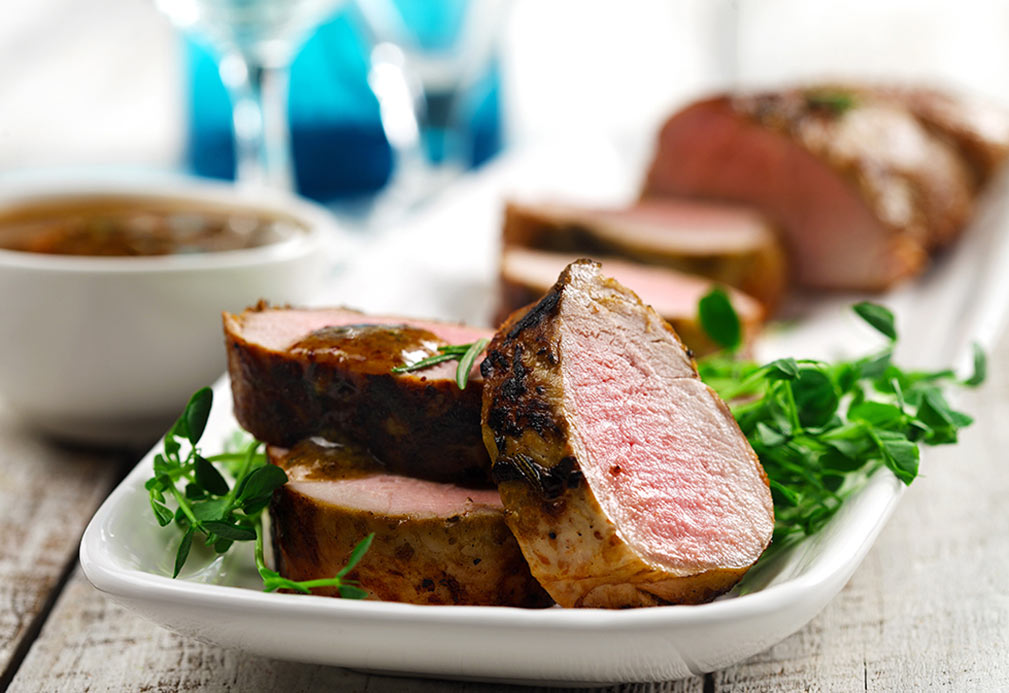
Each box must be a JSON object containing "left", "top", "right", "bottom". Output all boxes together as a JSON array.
[
  {"left": 145, "top": 387, "right": 373, "bottom": 597},
  {"left": 697, "top": 290, "right": 984, "bottom": 548}
]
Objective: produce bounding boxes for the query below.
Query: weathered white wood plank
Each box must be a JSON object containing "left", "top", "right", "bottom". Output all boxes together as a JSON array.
[
  {"left": 713, "top": 338, "right": 1009, "bottom": 690},
  {"left": 7, "top": 571, "right": 705, "bottom": 692},
  {"left": 0, "top": 405, "right": 129, "bottom": 683}
]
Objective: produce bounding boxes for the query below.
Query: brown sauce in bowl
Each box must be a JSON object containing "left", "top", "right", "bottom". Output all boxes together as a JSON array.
[{"left": 0, "top": 196, "right": 305, "bottom": 257}]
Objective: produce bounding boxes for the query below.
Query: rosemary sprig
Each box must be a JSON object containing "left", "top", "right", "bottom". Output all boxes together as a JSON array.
[
  {"left": 145, "top": 388, "right": 373, "bottom": 596},
  {"left": 391, "top": 338, "right": 489, "bottom": 390}
]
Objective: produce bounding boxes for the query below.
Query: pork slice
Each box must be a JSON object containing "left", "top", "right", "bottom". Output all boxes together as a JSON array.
[
  {"left": 503, "top": 199, "right": 787, "bottom": 311},
  {"left": 498, "top": 247, "right": 764, "bottom": 357},
  {"left": 224, "top": 303, "right": 492, "bottom": 485},
  {"left": 643, "top": 91, "right": 975, "bottom": 289},
  {"left": 268, "top": 440, "right": 551, "bottom": 607},
  {"left": 480, "top": 260, "right": 773, "bottom": 608}
]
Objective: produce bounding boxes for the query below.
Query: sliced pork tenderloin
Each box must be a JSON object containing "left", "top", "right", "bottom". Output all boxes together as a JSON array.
[
  {"left": 503, "top": 199, "right": 787, "bottom": 311},
  {"left": 224, "top": 303, "right": 492, "bottom": 485},
  {"left": 498, "top": 247, "right": 764, "bottom": 356},
  {"left": 480, "top": 260, "right": 774, "bottom": 608},
  {"left": 269, "top": 439, "right": 551, "bottom": 607}
]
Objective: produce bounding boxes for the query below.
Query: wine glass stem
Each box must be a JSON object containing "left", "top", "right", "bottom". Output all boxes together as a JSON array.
[{"left": 222, "top": 54, "right": 295, "bottom": 191}]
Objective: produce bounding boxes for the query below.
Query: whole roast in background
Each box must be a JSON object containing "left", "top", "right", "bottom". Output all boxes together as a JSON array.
[{"left": 642, "top": 85, "right": 1009, "bottom": 291}]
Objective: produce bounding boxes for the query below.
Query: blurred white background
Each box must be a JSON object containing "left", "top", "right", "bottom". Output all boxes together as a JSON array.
[{"left": 2, "top": 0, "right": 1009, "bottom": 175}]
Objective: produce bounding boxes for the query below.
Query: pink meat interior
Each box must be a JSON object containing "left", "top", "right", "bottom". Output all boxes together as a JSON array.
[
  {"left": 503, "top": 247, "right": 762, "bottom": 322},
  {"left": 560, "top": 272, "right": 772, "bottom": 573},
  {"left": 288, "top": 474, "right": 503, "bottom": 518}
]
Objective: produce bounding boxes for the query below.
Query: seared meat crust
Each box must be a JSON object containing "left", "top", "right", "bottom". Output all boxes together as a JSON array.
[
  {"left": 224, "top": 305, "right": 492, "bottom": 486},
  {"left": 481, "top": 260, "right": 773, "bottom": 608},
  {"left": 269, "top": 444, "right": 551, "bottom": 607}
]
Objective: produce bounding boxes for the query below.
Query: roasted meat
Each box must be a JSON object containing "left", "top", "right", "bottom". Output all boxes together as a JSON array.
[
  {"left": 876, "top": 86, "right": 1009, "bottom": 186},
  {"left": 498, "top": 247, "right": 764, "bottom": 356},
  {"left": 503, "top": 199, "right": 787, "bottom": 311},
  {"left": 269, "top": 440, "right": 551, "bottom": 607},
  {"left": 480, "top": 260, "right": 774, "bottom": 608},
  {"left": 224, "top": 304, "right": 492, "bottom": 485},
  {"left": 643, "top": 90, "right": 976, "bottom": 289}
]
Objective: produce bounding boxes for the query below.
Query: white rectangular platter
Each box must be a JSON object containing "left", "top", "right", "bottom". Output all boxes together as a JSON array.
[{"left": 80, "top": 140, "right": 1009, "bottom": 686}]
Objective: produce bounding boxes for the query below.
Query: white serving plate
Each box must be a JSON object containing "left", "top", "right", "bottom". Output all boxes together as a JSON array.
[{"left": 80, "top": 142, "right": 1009, "bottom": 685}]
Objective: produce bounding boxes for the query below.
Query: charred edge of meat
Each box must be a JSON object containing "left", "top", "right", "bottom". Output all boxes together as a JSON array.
[
  {"left": 479, "top": 346, "right": 506, "bottom": 379},
  {"left": 484, "top": 346, "right": 562, "bottom": 445},
  {"left": 491, "top": 454, "right": 582, "bottom": 500},
  {"left": 492, "top": 432, "right": 508, "bottom": 456},
  {"left": 506, "top": 288, "right": 561, "bottom": 340},
  {"left": 501, "top": 345, "right": 528, "bottom": 400},
  {"left": 486, "top": 399, "right": 561, "bottom": 441}
]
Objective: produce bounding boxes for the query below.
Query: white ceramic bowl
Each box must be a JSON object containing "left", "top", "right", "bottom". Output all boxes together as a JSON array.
[{"left": 0, "top": 176, "right": 340, "bottom": 447}]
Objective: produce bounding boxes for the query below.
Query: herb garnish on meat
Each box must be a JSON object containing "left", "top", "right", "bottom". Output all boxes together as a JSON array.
[
  {"left": 805, "top": 89, "right": 857, "bottom": 115},
  {"left": 697, "top": 291, "right": 983, "bottom": 547},
  {"left": 145, "top": 387, "right": 373, "bottom": 597},
  {"left": 392, "top": 338, "right": 489, "bottom": 389}
]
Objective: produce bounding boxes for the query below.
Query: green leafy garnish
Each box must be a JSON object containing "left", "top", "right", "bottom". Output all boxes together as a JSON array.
[
  {"left": 456, "top": 338, "right": 490, "bottom": 389},
  {"left": 965, "top": 342, "right": 987, "bottom": 387},
  {"left": 183, "top": 387, "right": 213, "bottom": 444},
  {"left": 145, "top": 388, "right": 373, "bottom": 596},
  {"left": 392, "top": 338, "right": 489, "bottom": 390},
  {"left": 254, "top": 524, "right": 374, "bottom": 595},
  {"left": 852, "top": 301, "right": 897, "bottom": 340},
  {"left": 698, "top": 287, "right": 742, "bottom": 351},
  {"left": 698, "top": 301, "right": 980, "bottom": 548},
  {"left": 805, "top": 89, "right": 857, "bottom": 115}
]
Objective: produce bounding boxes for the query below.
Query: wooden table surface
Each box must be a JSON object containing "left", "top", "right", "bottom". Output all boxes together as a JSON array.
[{"left": 0, "top": 332, "right": 1004, "bottom": 693}]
